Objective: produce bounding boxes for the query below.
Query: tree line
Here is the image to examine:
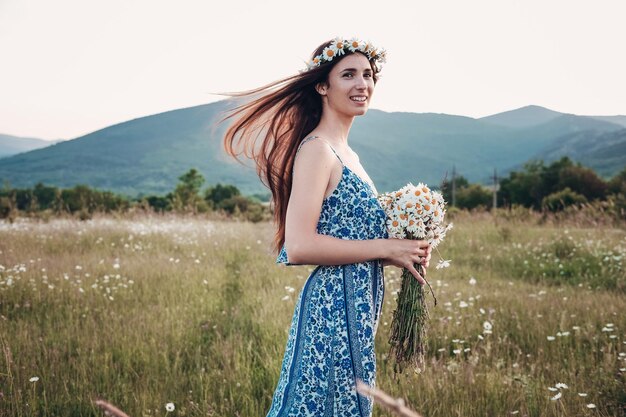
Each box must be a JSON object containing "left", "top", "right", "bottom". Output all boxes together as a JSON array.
[
  {"left": 441, "top": 157, "right": 625, "bottom": 216},
  {"left": 0, "top": 168, "right": 268, "bottom": 222},
  {"left": 1, "top": 159, "right": 625, "bottom": 221}
]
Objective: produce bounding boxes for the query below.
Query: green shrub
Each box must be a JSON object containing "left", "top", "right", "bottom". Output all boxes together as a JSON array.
[{"left": 542, "top": 187, "right": 587, "bottom": 212}]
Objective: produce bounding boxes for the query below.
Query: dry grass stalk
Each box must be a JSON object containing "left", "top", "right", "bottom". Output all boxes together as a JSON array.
[
  {"left": 356, "top": 379, "right": 424, "bottom": 417},
  {"left": 94, "top": 399, "right": 132, "bottom": 417}
]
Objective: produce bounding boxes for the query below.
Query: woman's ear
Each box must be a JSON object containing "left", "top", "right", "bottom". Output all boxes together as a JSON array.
[{"left": 315, "top": 82, "right": 327, "bottom": 96}]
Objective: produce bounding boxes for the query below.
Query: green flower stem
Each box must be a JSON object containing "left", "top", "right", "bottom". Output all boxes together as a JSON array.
[{"left": 388, "top": 263, "right": 437, "bottom": 373}]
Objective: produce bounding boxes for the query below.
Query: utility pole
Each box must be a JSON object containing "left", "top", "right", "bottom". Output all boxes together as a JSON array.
[
  {"left": 492, "top": 168, "right": 498, "bottom": 209},
  {"left": 452, "top": 165, "right": 457, "bottom": 207}
]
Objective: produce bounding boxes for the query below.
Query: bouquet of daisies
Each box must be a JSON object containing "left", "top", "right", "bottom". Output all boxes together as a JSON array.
[{"left": 378, "top": 182, "right": 452, "bottom": 373}]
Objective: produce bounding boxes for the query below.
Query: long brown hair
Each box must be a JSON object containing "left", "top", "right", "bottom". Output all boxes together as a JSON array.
[{"left": 221, "top": 40, "right": 380, "bottom": 253}]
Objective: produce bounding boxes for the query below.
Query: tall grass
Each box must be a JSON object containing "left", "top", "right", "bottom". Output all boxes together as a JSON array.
[{"left": 0, "top": 212, "right": 624, "bottom": 416}]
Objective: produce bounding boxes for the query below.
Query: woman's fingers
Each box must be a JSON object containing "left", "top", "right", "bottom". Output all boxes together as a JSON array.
[{"left": 408, "top": 264, "right": 426, "bottom": 285}]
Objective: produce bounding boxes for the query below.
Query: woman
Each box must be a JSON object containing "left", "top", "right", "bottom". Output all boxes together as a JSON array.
[{"left": 223, "top": 37, "right": 431, "bottom": 417}]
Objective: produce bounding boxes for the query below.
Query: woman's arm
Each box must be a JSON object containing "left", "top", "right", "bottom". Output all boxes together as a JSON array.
[{"left": 283, "top": 139, "right": 430, "bottom": 283}]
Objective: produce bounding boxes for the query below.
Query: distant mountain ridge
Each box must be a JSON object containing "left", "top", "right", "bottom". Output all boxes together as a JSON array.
[
  {"left": 0, "top": 134, "right": 62, "bottom": 158},
  {"left": 0, "top": 102, "right": 624, "bottom": 196}
]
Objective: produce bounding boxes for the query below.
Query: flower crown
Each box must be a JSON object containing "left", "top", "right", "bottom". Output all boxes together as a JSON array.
[{"left": 303, "top": 37, "right": 387, "bottom": 72}]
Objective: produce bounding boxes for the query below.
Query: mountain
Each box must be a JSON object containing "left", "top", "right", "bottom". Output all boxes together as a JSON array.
[
  {"left": 0, "top": 134, "right": 60, "bottom": 158},
  {"left": 0, "top": 102, "right": 624, "bottom": 196},
  {"left": 534, "top": 128, "right": 626, "bottom": 177},
  {"left": 479, "top": 105, "right": 563, "bottom": 128},
  {"left": 588, "top": 115, "right": 626, "bottom": 128}
]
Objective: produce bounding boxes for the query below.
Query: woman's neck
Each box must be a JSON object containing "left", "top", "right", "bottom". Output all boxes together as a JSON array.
[{"left": 314, "top": 109, "right": 355, "bottom": 148}]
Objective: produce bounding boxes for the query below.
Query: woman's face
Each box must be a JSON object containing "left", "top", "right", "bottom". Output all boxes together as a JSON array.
[{"left": 318, "top": 53, "right": 375, "bottom": 117}]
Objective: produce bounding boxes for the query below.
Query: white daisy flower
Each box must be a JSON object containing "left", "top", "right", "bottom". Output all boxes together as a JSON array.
[
  {"left": 348, "top": 38, "right": 364, "bottom": 52},
  {"left": 29, "top": 376, "right": 39, "bottom": 382},
  {"left": 436, "top": 259, "right": 451, "bottom": 270},
  {"left": 321, "top": 46, "right": 337, "bottom": 62},
  {"left": 377, "top": 48, "right": 388, "bottom": 64},
  {"left": 362, "top": 41, "right": 375, "bottom": 55},
  {"left": 386, "top": 218, "right": 405, "bottom": 239},
  {"left": 550, "top": 392, "right": 562, "bottom": 401},
  {"left": 165, "top": 402, "right": 175, "bottom": 412},
  {"left": 555, "top": 382, "right": 568, "bottom": 389},
  {"left": 586, "top": 404, "right": 596, "bottom": 409},
  {"left": 330, "top": 38, "right": 347, "bottom": 56},
  {"left": 469, "top": 277, "right": 477, "bottom": 285}
]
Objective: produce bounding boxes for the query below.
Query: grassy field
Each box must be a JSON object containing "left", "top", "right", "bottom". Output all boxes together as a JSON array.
[{"left": 1, "top": 211, "right": 625, "bottom": 416}]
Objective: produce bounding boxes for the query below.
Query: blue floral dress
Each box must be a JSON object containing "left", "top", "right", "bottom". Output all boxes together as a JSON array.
[{"left": 267, "top": 136, "right": 389, "bottom": 417}]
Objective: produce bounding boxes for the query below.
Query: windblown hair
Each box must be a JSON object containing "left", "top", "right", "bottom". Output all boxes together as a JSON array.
[{"left": 222, "top": 40, "right": 380, "bottom": 253}]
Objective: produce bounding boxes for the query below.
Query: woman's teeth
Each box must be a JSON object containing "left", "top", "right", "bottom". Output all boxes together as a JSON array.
[{"left": 350, "top": 96, "right": 367, "bottom": 102}]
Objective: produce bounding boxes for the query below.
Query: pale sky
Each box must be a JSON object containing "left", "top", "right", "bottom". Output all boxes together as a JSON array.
[{"left": 1, "top": 0, "right": 625, "bottom": 140}]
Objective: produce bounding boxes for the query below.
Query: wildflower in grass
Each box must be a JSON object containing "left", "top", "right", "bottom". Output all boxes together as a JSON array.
[
  {"left": 29, "top": 376, "right": 39, "bottom": 382},
  {"left": 469, "top": 277, "right": 477, "bottom": 285},
  {"left": 547, "top": 336, "right": 556, "bottom": 341},
  {"left": 436, "top": 259, "right": 451, "bottom": 269},
  {"left": 587, "top": 404, "right": 596, "bottom": 408},
  {"left": 281, "top": 295, "right": 290, "bottom": 301},
  {"left": 459, "top": 301, "right": 468, "bottom": 308},
  {"left": 578, "top": 393, "right": 588, "bottom": 397},
  {"left": 548, "top": 387, "right": 558, "bottom": 392},
  {"left": 555, "top": 382, "right": 568, "bottom": 389},
  {"left": 550, "top": 392, "right": 562, "bottom": 401},
  {"left": 165, "top": 402, "right": 175, "bottom": 412},
  {"left": 483, "top": 321, "right": 493, "bottom": 333}
]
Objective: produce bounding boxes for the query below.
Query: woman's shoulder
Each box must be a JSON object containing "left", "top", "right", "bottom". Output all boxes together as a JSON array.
[{"left": 294, "top": 135, "right": 336, "bottom": 168}]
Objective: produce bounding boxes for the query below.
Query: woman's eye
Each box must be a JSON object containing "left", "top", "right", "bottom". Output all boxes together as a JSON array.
[{"left": 343, "top": 73, "right": 353, "bottom": 78}]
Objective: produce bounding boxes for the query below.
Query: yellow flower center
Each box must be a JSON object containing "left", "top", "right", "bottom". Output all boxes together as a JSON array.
[{"left": 326, "top": 50, "right": 335, "bottom": 57}]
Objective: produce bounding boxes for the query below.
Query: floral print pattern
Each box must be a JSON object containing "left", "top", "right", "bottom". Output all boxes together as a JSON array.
[{"left": 268, "top": 136, "right": 388, "bottom": 417}]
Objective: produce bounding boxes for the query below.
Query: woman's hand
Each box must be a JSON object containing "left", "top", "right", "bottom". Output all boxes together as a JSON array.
[{"left": 382, "top": 239, "right": 432, "bottom": 285}]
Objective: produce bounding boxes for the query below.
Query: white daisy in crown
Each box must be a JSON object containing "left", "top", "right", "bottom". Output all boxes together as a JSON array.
[
  {"left": 321, "top": 46, "right": 337, "bottom": 62},
  {"left": 348, "top": 38, "right": 364, "bottom": 52},
  {"left": 302, "top": 37, "right": 386, "bottom": 72},
  {"left": 307, "top": 55, "right": 322, "bottom": 69},
  {"left": 378, "top": 48, "right": 388, "bottom": 64},
  {"left": 330, "top": 37, "right": 347, "bottom": 56}
]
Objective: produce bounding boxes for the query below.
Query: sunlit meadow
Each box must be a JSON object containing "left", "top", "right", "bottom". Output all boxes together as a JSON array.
[{"left": 1, "top": 211, "right": 625, "bottom": 416}]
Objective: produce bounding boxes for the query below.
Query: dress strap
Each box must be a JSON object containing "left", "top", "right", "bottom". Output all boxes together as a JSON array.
[
  {"left": 322, "top": 141, "right": 344, "bottom": 165},
  {"left": 295, "top": 135, "right": 319, "bottom": 155},
  {"left": 295, "top": 135, "right": 344, "bottom": 165}
]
